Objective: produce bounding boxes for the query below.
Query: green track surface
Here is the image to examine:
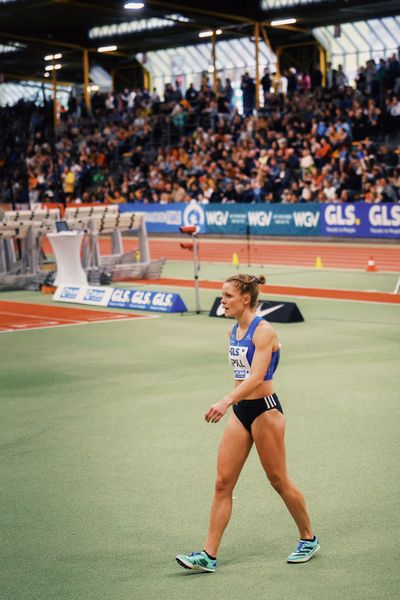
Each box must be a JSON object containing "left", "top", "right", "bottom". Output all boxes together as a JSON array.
[
  {"left": 1, "top": 263, "right": 399, "bottom": 600},
  {"left": 162, "top": 260, "right": 399, "bottom": 293}
]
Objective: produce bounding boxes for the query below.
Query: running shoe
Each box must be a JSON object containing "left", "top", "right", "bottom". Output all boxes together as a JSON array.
[
  {"left": 176, "top": 551, "right": 217, "bottom": 572},
  {"left": 287, "top": 537, "right": 320, "bottom": 563}
]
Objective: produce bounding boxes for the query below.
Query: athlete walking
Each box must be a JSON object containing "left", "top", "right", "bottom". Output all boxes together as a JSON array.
[{"left": 176, "top": 274, "right": 319, "bottom": 572}]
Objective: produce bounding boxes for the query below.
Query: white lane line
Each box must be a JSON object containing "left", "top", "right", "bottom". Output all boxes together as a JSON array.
[
  {"left": 0, "top": 309, "right": 157, "bottom": 324},
  {"left": 0, "top": 314, "right": 159, "bottom": 333},
  {"left": 0, "top": 309, "right": 83, "bottom": 324}
]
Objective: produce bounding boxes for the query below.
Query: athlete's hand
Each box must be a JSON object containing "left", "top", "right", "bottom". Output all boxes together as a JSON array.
[{"left": 204, "top": 399, "right": 229, "bottom": 423}]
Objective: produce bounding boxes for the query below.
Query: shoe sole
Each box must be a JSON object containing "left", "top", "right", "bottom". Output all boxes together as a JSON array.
[
  {"left": 176, "top": 556, "right": 215, "bottom": 572},
  {"left": 287, "top": 544, "right": 320, "bottom": 563}
]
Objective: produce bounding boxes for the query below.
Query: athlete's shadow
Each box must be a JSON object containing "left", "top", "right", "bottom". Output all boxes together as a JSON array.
[{"left": 171, "top": 570, "right": 213, "bottom": 576}]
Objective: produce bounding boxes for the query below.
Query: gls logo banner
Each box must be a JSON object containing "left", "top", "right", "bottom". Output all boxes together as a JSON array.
[
  {"left": 369, "top": 205, "right": 400, "bottom": 227},
  {"left": 325, "top": 205, "right": 357, "bottom": 227},
  {"left": 108, "top": 288, "right": 187, "bottom": 313},
  {"left": 322, "top": 203, "right": 400, "bottom": 238},
  {"left": 54, "top": 285, "right": 187, "bottom": 312},
  {"left": 110, "top": 288, "right": 133, "bottom": 305},
  {"left": 209, "top": 298, "right": 304, "bottom": 323}
]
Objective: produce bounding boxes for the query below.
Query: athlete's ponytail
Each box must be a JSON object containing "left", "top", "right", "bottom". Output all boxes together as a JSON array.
[{"left": 225, "top": 274, "right": 266, "bottom": 308}]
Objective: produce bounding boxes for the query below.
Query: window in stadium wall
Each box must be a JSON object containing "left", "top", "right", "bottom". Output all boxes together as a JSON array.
[
  {"left": 88, "top": 14, "right": 190, "bottom": 39},
  {"left": 0, "top": 43, "right": 24, "bottom": 53},
  {"left": 261, "top": 0, "right": 330, "bottom": 7},
  {"left": 0, "top": 82, "right": 71, "bottom": 108},
  {"left": 313, "top": 16, "right": 400, "bottom": 85},
  {"left": 137, "top": 38, "right": 277, "bottom": 113}
]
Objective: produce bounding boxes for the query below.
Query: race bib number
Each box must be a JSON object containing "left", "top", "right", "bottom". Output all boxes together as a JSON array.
[{"left": 229, "top": 345, "right": 251, "bottom": 380}]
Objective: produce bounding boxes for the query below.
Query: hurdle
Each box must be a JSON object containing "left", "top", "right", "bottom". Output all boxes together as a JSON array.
[
  {"left": 64, "top": 206, "right": 164, "bottom": 282},
  {"left": 0, "top": 208, "right": 60, "bottom": 289}
]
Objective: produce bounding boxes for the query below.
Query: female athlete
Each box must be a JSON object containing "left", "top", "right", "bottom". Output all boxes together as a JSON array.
[{"left": 176, "top": 274, "right": 319, "bottom": 572}]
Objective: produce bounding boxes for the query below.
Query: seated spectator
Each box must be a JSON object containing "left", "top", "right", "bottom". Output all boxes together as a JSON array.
[{"left": 1, "top": 57, "right": 399, "bottom": 211}]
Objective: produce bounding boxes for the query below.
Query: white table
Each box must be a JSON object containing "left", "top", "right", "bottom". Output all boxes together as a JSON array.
[{"left": 47, "top": 231, "right": 87, "bottom": 286}]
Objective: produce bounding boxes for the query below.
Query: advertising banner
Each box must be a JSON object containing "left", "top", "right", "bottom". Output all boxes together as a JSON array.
[
  {"left": 54, "top": 285, "right": 187, "bottom": 313},
  {"left": 209, "top": 297, "right": 304, "bottom": 323},
  {"left": 320, "top": 203, "right": 400, "bottom": 238},
  {"left": 119, "top": 202, "right": 206, "bottom": 234},
  {"left": 121, "top": 201, "right": 399, "bottom": 239},
  {"left": 122, "top": 202, "right": 320, "bottom": 236},
  {"left": 205, "top": 204, "right": 320, "bottom": 236},
  {"left": 107, "top": 288, "right": 187, "bottom": 312},
  {"left": 53, "top": 285, "right": 112, "bottom": 306}
]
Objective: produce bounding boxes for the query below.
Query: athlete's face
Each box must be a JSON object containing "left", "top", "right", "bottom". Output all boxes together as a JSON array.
[{"left": 221, "top": 281, "right": 250, "bottom": 318}]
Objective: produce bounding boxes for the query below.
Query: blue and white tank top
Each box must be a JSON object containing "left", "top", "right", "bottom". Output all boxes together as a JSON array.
[{"left": 228, "top": 316, "right": 280, "bottom": 381}]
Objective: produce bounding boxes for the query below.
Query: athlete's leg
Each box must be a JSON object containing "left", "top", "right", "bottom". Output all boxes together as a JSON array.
[
  {"left": 204, "top": 413, "right": 253, "bottom": 557},
  {"left": 251, "top": 410, "right": 313, "bottom": 540}
]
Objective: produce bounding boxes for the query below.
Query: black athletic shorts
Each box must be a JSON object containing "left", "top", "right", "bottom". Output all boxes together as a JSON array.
[{"left": 232, "top": 393, "right": 283, "bottom": 433}]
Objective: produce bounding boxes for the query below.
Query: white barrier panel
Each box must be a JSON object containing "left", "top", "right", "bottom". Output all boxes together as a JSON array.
[{"left": 53, "top": 285, "right": 113, "bottom": 306}]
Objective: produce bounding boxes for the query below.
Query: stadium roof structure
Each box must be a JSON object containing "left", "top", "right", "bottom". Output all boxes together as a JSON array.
[{"left": 0, "top": 0, "right": 399, "bottom": 86}]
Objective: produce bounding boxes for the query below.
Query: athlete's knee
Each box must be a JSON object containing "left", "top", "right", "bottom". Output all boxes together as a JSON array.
[
  {"left": 266, "top": 471, "right": 288, "bottom": 494},
  {"left": 214, "top": 473, "right": 235, "bottom": 495}
]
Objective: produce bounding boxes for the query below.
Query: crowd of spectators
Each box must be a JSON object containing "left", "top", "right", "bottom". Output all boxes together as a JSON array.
[{"left": 0, "top": 54, "right": 399, "bottom": 208}]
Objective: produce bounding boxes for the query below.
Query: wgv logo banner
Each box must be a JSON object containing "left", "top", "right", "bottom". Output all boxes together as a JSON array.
[
  {"left": 121, "top": 202, "right": 398, "bottom": 238},
  {"left": 205, "top": 204, "right": 320, "bottom": 236}
]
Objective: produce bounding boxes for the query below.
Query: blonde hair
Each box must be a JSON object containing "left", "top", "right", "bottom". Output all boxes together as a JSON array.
[{"left": 225, "top": 274, "right": 266, "bottom": 308}]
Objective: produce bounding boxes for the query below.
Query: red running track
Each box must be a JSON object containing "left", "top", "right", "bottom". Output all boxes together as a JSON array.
[
  {"left": 42, "top": 237, "right": 400, "bottom": 271},
  {"left": 0, "top": 301, "right": 150, "bottom": 332},
  {"left": 145, "top": 239, "right": 400, "bottom": 271},
  {"left": 131, "top": 278, "right": 400, "bottom": 305}
]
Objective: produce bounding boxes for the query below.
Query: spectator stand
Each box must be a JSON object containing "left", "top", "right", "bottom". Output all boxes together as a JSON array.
[
  {"left": 0, "top": 209, "right": 60, "bottom": 290},
  {"left": 64, "top": 206, "right": 165, "bottom": 283}
]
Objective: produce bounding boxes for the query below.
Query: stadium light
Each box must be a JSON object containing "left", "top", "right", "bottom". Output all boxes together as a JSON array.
[
  {"left": 45, "top": 64, "right": 62, "bottom": 71},
  {"left": 199, "top": 29, "right": 222, "bottom": 38},
  {"left": 44, "top": 53, "right": 62, "bottom": 61},
  {"left": 124, "top": 2, "right": 144, "bottom": 8},
  {"left": 97, "top": 45, "right": 118, "bottom": 52},
  {"left": 270, "top": 18, "right": 297, "bottom": 26}
]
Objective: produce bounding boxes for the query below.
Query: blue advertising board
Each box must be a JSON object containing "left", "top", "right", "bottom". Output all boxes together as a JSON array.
[
  {"left": 108, "top": 287, "right": 187, "bottom": 313},
  {"left": 119, "top": 202, "right": 206, "bottom": 234},
  {"left": 320, "top": 203, "right": 400, "bottom": 239},
  {"left": 120, "top": 202, "right": 399, "bottom": 239},
  {"left": 121, "top": 202, "right": 320, "bottom": 236},
  {"left": 205, "top": 204, "right": 320, "bottom": 236},
  {"left": 54, "top": 285, "right": 187, "bottom": 312}
]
